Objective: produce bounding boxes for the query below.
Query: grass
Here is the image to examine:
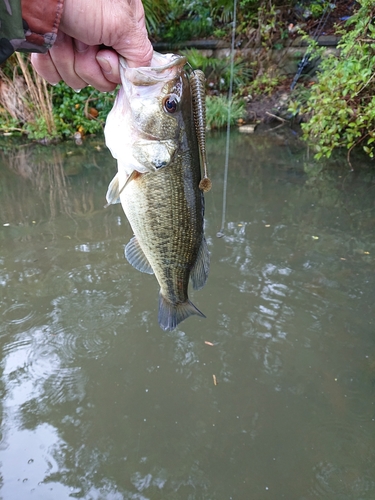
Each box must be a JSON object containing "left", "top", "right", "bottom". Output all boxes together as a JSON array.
[
  {"left": 206, "top": 95, "right": 245, "bottom": 130},
  {"left": 0, "top": 53, "right": 57, "bottom": 140}
]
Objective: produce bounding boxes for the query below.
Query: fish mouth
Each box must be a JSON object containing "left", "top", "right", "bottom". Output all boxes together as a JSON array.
[{"left": 120, "top": 52, "right": 187, "bottom": 86}]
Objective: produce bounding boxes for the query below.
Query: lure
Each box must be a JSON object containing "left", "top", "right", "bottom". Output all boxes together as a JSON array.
[{"left": 189, "top": 69, "right": 212, "bottom": 193}]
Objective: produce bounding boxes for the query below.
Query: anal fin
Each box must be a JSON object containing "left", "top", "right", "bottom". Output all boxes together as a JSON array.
[{"left": 125, "top": 237, "right": 154, "bottom": 275}]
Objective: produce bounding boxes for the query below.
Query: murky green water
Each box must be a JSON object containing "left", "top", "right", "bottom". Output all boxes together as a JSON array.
[{"left": 0, "top": 130, "right": 374, "bottom": 499}]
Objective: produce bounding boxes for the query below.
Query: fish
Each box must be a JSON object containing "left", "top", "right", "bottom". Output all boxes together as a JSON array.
[{"left": 104, "top": 52, "right": 210, "bottom": 331}]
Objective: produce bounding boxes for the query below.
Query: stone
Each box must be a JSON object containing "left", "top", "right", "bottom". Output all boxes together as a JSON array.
[{"left": 239, "top": 124, "right": 257, "bottom": 134}]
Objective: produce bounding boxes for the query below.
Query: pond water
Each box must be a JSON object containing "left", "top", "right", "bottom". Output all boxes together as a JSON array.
[{"left": 0, "top": 129, "right": 374, "bottom": 499}]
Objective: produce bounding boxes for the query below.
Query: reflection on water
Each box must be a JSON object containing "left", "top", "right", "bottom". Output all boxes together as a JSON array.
[{"left": 0, "top": 131, "right": 375, "bottom": 499}]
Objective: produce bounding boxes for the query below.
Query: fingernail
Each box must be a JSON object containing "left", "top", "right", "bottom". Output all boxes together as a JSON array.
[
  {"left": 73, "top": 88, "right": 82, "bottom": 93},
  {"left": 74, "top": 40, "right": 89, "bottom": 53},
  {"left": 96, "top": 55, "right": 112, "bottom": 74}
]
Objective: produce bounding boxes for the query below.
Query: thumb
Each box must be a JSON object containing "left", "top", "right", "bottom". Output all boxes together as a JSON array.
[{"left": 96, "top": 49, "right": 122, "bottom": 84}]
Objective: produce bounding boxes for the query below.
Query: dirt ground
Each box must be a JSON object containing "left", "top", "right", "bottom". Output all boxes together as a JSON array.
[{"left": 244, "top": 0, "right": 357, "bottom": 125}]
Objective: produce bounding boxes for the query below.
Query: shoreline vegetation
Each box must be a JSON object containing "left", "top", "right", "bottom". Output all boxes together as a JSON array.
[{"left": 0, "top": 0, "right": 374, "bottom": 163}]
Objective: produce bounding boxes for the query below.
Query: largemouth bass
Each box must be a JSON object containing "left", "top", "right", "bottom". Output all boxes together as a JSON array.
[{"left": 104, "top": 52, "right": 210, "bottom": 331}]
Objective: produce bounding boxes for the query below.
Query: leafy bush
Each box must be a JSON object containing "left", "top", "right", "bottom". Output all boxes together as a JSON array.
[
  {"left": 52, "top": 83, "right": 114, "bottom": 138},
  {"left": 292, "top": 0, "right": 375, "bottom": 163},
  {"left": 157, "top": 0, "right": 213, "bottom": 42},
  {"left": 248, "top": 73, "right": 285, "bottom": 95},
  {"left": 0, "top": 55, "right": 114, "bottom": 141}
]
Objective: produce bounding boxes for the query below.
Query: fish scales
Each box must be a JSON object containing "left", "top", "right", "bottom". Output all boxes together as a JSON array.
[
  {"left": 124, "top": 153, "right": 201, "bottom": 291},
  {"left": 104, "top": 52, "right": 209, "bottom": 331}
]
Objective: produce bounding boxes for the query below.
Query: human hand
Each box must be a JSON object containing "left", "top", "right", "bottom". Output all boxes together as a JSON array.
[{"left": 31, "top": 0, "right": 153, "bottom": 92}]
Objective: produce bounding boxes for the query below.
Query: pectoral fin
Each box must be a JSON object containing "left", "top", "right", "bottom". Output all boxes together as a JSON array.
[
  {"left": 105, "top": 173, "right": 122, "bottom": 206},
  {"left": 105, "top": 171, "right": 139, "bottom": 207},
  {"left": 190, "top": 237, "right": 210, "bottom": 290},
  {"left": 125, "top": 237, "right": 154, "bottom": 275}
]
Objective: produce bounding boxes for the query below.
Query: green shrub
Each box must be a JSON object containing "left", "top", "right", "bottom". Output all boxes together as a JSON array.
[
  {"left": 157, "top": 0, "right": 213, "bottom": 42},
  {"left": 0, "top": 56, "right": 114, "bottom": 141},
  {"left": 52, "top": 83, "right": 114, "bottom": 138},
  {"left": 292, "top": 0, "right": 375, "bottom": 163},
  {"left": 248, "top": 73, "right": 285, "bottom": 95}
]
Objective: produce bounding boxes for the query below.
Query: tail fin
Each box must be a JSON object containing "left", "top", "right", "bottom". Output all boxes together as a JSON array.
[{"left": 158, "top": 294, "right": 205, "bottom": 331}]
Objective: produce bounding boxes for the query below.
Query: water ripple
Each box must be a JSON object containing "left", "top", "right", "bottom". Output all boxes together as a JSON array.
[
  {"left": 2, "top": 328, "right": 89, "bottom": 411},
  {"left": 25, "top": 341, "right": 60, "bottom": 382},
  {"left": 43, "top": 366, "right": 87, "bottom": 406},
  {"left": 307, "top": 460, "right": 375, "bottom": 499},
  {"left": 49, "top": 329, "right": 112, "bottom": 362},
  {"left": 48, "top": 293, "right": 131, "bottom": 360},
  {"left": 1, "top": 303, "right": 42, "bottom": 335}
]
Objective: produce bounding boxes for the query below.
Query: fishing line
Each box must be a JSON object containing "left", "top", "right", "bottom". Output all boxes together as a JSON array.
[{"left": 217, "top": 0, "right": 237, "bottom": 238}]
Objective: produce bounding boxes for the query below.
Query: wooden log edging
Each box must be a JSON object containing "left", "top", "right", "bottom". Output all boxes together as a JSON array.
[
  {"left": 153, "top": 35, "right": 339, "bottom": 52},
  {"left": 153, "top": 36, "right": 340, "bottom": 77}
]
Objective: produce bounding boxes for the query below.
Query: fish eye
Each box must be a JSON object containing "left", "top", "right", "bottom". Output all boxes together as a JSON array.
[{"left": 163, "top": 96, "right": 178, "bottom": 114}]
